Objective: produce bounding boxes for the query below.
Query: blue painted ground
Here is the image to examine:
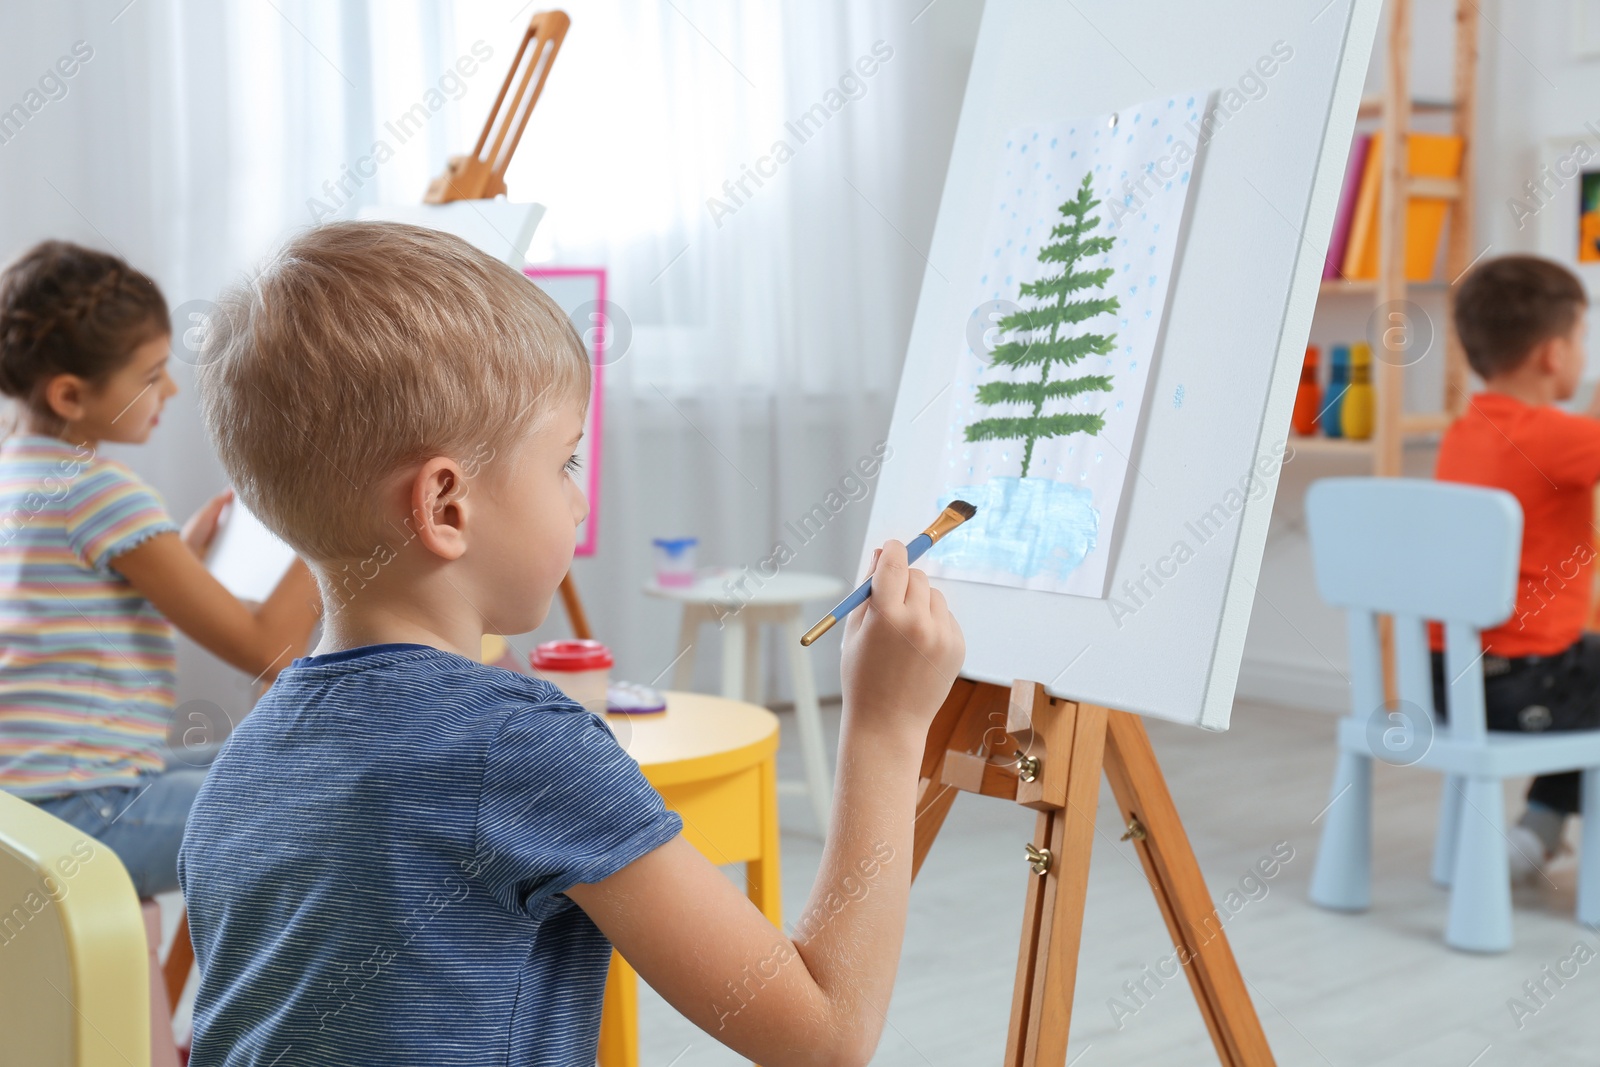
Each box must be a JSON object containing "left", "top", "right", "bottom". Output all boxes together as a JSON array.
[{"left": 929, "top": 476, "right": 1099, "bottom": 581}]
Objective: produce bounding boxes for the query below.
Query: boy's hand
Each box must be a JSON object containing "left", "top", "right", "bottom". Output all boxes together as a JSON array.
[
  {"left": 182, "top": 488, "right": 234, "bottom": 558},
  {"left": 838, "top": 539, "right": 965, "bottom": 748}
]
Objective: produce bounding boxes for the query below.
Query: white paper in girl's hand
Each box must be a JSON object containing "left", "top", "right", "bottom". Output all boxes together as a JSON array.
[{"left": 206, "top": 497, "right": 297, "bottom": 603}]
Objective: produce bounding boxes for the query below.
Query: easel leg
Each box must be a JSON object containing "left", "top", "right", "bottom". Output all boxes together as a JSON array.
[
  {"left": 909, "top": 681, "right": 1275, "bottom": 1067},
  {"left": 1101, "top": 710, "right": 1275, "bottom": 1067},
  {"left": 1005, "top": 701, "right": 1106, "bottom": 1067},
  {"left": 911, "top": 679, "right": 1011, "bottom": 881}
]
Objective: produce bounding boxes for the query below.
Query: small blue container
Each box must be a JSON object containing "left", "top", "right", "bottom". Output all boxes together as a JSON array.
[
  {"left": 651, "top": 537, "right": 698, "bottom": 587},
  {"left": 1321, "top": 344, "right": 1351, "bottom": 439}
]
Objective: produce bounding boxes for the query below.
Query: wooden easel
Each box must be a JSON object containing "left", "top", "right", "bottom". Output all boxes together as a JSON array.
[
  {"left": 425, "top": 9, "right": 571, "bottom": 204},
  {"left": 911, "top": 678, "right": 1274, "bottom": 1066}
]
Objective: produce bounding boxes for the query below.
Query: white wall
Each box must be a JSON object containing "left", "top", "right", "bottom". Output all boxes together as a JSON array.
[{"left": 1237, "top": 0, "right": 1592, "bottom": 712}]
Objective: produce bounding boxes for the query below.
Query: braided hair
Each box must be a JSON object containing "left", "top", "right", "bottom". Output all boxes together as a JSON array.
[{"left": 0, "top": 240, "right": 170, "bottom": 425}]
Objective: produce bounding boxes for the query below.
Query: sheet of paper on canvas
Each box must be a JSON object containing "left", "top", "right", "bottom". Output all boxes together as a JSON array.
[{"left": 923, "top": 90, "right": 1209, "bottom": 599}]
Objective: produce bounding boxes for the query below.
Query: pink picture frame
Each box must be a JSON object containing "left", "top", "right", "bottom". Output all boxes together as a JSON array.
[{"left": 522, "top": 266, "right": 607, "bottom": 557}]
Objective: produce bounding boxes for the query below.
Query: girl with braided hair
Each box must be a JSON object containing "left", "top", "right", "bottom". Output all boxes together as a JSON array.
[{"left": 0, "top": 240, "right": 321, "bottom": 1061}]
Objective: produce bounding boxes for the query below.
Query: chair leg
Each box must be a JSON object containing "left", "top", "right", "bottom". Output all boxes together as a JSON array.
[
  {"left": 142, "top": 901, "right": 182, "bottom": 1067},
  {"left": 672, "top": 606, "right": 702, "bottom": 691},
  {"left": 1432, "top": 774, "right": 1465, "bottom": 888},
  {"left": 1580, "top": 768, "right": 1600, "bottom": 928},
  {"left": 720, "top": 618, "right": 747, "bottom": 700},
  {"left": 1445, "top": 776, "right": 1513, "bottom": 953},
  {"left": 783, "top": 613, "right": 834, "bottom": 839},
  {"left": 1309, "top": 749, "right": 1372, "bottom": 912}
]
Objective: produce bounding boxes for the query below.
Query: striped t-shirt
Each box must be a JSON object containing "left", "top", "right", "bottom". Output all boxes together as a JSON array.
[
  {"left": 178, "top": 643, "right": 684, "bottom": 1067},
  {"left": 0, "top": 434, "right": 179, "bottom": 797}
]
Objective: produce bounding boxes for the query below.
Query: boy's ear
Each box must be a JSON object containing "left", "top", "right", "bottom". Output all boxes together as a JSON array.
[
  {"left": 1530, "top": 334, "right": 1563, "bottom": 378},
  {"left": 408, "top": 457, "right": 470, "bottom": 561},
  {"left": 42, "top": 373, "right": 90, "bottom": 423}
]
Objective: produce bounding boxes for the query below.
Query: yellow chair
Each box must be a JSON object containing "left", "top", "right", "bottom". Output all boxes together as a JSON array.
[
  {"left": 0, "top": 789, "right": 150, "bottom": 1066},
  {"left": 598, "top": 690, "right": 782, "bottom": 1067}
]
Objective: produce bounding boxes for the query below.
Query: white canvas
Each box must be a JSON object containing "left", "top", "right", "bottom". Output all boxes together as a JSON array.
[{"left": 924, "top": 92, "right": 1206, "bottom": 598}]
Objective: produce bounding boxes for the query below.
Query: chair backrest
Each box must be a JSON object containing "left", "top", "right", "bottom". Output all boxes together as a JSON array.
[
  {"left": 0, "top": 791, "right": 149, "bottom": 1066},
  {"left": 1305, "top": 477, "right": 1523, "bottom": 741}
]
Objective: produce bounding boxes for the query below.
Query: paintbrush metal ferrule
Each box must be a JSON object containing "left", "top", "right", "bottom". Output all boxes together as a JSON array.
[{"left": 923, "top": 503, "right": 973, "bottom": 544}]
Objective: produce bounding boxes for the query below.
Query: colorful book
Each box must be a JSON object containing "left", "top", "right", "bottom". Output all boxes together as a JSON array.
[
  {"left": 1341, "top": 132, "right": 1465, "bottom": 281},
  {"left": 1323, "top": 135, "right": 1371, "bottom": 280}
]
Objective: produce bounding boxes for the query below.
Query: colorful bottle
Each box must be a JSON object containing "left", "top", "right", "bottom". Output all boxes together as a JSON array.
[
  {"left": 1321, "top": 344, "right": 1350, "bottom": 438},
  {"left": 1291, "top": 345, "right": 1322, "bottom": 436},
  {"left": 1341, "top": 341, "right": 1375, "bottom": 440}
]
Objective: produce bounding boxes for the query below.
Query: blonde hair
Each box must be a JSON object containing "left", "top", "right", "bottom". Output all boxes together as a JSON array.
[{"left": 198, "top": 220, "right": 589, "bottom": 563}]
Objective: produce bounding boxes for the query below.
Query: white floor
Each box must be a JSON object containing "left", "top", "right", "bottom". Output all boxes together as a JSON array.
[{"left": 629, "top": 699, "right": 1599, "bottom": 1067}]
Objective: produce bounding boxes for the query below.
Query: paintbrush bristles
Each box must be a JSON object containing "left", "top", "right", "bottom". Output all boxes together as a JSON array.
[{"left": 947, "top": 499, "right": 976, "bottom": 520}]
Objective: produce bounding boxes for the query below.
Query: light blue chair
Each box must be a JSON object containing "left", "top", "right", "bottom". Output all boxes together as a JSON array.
[{"left": 1304, "top": 477, "right": 1600, "bottom": 953}]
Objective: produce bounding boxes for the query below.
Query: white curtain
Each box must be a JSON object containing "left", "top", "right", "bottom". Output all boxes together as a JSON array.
[{"left": 0, "top": 0, "right": 978, "bottom": 719}]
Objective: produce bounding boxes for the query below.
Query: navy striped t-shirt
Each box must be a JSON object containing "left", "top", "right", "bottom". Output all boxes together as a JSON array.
[{"left": 177, "top": 642, "right": 683, "bottom": 1066}]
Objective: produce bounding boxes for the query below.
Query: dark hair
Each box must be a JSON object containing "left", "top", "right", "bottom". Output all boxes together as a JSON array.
[
  {"left": 0, "top": 240, "right": 169, "bottom": 421},
  {"left": 1453, "top": 255, "right": 1587, "bottom": 379}
]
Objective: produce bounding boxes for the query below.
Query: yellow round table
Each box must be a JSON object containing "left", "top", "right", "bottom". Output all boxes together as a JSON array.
[{"left": 597, "top": 690, "right": 782, "bottom": 1067}]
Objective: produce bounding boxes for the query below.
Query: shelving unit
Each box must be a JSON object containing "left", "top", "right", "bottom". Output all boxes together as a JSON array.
[{"left": 1302, "top": 0, "right": 1479, "bottom": 475}]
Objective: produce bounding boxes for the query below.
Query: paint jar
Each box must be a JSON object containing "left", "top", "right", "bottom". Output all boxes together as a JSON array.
[
  {"left": 1291, "top": 345, "right": 1322, "bottom": 436},
  {"left": 652, "top": 537, "right": 698, "bottom": 587},
  {"left": 1340, "top": 342, "right": 1375, "bottom": 440},
  {"left": 1321, "top": 344, "right": 1351, "bottom": 439},
  {"left": 531, "top": 639, "right": 614, "bottom": 715}
]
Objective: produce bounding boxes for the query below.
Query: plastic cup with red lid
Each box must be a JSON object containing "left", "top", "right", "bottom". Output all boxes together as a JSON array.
[{"left": 530, "top": 639, "right": 613, "bottom": 715}]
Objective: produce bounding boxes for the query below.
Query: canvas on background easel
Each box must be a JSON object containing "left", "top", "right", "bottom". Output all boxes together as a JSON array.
[{"left": 911, "top": 679, "right": 1273, "bottom": 1066}]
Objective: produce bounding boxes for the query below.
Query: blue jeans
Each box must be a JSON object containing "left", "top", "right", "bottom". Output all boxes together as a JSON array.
[{"left": 28, "top": 748, "right": 217, "bottom": 898}]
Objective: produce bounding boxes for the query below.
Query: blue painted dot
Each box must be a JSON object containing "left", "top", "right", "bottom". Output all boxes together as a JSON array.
[{"left": 1173, "top": 384, "right": 1185, "bottom": 408}]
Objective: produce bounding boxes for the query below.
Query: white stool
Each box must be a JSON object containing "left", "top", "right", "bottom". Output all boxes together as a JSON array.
[{"left": 644, "top": 570, "right": 847, "bottom": 837}]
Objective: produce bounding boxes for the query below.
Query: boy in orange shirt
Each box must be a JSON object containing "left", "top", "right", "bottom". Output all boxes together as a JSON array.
[{"left": 1431, "top": 254, "right": 1600, "bottom": 877}]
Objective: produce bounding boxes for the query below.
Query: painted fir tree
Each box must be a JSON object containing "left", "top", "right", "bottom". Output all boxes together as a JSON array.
[{"left": 965, "top": 171, "right": 1119, "bottom": 478}]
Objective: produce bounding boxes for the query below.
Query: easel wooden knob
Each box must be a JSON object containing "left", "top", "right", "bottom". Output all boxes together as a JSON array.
[{"left": 912, "top": 678, "right": 1275, "bottom": 1066}]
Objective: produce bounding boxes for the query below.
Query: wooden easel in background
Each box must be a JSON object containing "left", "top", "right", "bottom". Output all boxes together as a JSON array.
[
  {"left": 425, "top": 10, "right": 570, "bottom": 204},
  {"left": 912, "top": 678, "right": 1275, "bottom": 1066}
]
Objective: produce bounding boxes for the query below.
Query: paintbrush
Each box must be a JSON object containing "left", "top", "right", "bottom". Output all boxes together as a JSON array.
[{"left": 799, "top": 500, "right": 977, "bottom": 646}]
